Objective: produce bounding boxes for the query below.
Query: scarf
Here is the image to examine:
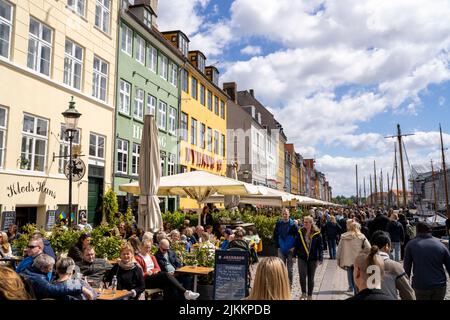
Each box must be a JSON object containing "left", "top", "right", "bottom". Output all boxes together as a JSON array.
[{"left": 118, "top": 259, "right": 136, "bottom": 271}]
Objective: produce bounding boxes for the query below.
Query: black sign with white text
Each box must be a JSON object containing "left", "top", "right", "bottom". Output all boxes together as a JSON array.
[{"left": 213, "top": 250, "right": 249, "bottom": 300}]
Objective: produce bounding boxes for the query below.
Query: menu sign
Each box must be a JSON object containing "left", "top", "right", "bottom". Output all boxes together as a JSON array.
[
  {"left": 45, "top": 210, "right": 56, "bottom": 231},
  {"left": 1, "top": 211, "right": 16, "bottom": 231},
  {"left": 213, "top": 250, "right": 249, "bottom": 300}
]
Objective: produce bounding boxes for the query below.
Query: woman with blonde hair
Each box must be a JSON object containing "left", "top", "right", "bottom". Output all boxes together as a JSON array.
[
  {"left": 0, "top": 232, "right": 12, "bottom": 262},
  {"left": 337, "top": 219, "right": 371, "bottom": 294},
  {"left": 247, "top": 257, "right": 291, "bottom": 300},
  {"left": 0, "top": 265, "right": 32, "bottom": 299}
]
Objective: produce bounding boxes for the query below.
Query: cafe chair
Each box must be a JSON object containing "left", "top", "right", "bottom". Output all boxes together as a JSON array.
[{"left": 145, "top": 288, "right": 164, "bottom": 300}]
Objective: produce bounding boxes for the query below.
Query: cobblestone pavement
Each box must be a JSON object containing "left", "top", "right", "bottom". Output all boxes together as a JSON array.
[{"left": 253, "top": 251, "right": 450, "bottom": 300}]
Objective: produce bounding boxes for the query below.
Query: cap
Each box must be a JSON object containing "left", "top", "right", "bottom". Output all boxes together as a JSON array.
[{"left": 224, "top": 228, "right": 233, "bottom": 235}]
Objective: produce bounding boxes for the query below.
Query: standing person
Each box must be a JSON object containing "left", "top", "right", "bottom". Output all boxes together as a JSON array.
[
  {"left": 336, "top": 219, "right": 371, "bottom": 294},
  {"left": 370, "top": 231, "right": 415, "bottom": 300},
  {"left": 404, "top": 222, "right": 450, "bottom": 300},
  {"left": 273, "top": 208, "right": 298, "bottom": 287},
  {"left": 386, "top": 213, "right": 404, "bottom": 262},
  {"left": 294, "top": 216, "right": 323, "bottom": 300},
  {"left": 347, "top": 246, "right": 394, "bottom": 300},
  {"left": 200, "top": 206, "right": 213, "bottom": 228},
  {"left": 398, "top": 213, "right": 411, "bottom": 260},
  {"left": 446, "top": 217, "right": 450, "bottom": 252},
  {"left": 324, "top": 216, "right": 341, "bottom": 259},
  {"left": 246, "top": 257, "right": 292, "bottom": 300}
]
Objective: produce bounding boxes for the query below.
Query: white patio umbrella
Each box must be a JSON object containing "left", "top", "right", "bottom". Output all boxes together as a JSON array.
[{"left": 138, "top": 115, "right": 161, "bottom": 232}]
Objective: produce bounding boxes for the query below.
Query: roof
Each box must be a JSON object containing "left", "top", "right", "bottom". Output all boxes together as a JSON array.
[{"left": 161, "top": 30, "right": 190, "bottom": 42}]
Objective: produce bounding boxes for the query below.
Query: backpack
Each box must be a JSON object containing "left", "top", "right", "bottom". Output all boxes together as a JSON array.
[{"left": 406, "top": 224, "right": 416, "bottom": 239}]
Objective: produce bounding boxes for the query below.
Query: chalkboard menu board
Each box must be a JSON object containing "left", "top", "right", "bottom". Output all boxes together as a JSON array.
[
  {"left": 213, "top": 250, "right": 249, "bottom": 300},
  {"left": 45, "top": 210, "right": 56, "bottom": 231},
  {"left": 1, "top": 211, "right": 16, "bottom": 231}
]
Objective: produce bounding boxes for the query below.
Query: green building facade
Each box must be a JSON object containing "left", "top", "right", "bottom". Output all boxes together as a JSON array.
[{"left": 114, "top": 4, "right": 183, "bottom": 213}]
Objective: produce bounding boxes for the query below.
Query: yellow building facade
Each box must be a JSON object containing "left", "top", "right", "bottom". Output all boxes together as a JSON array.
[{"left": 0, "top": 0, "right": 117, "bottom": 229}]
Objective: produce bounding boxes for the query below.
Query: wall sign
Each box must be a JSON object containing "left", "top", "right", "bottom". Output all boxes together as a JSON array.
[
  {"left": 213, "top": 250, "right": 249, "bottom": 300},
  {"left": 1, "top": 211, "right": 16, "bottom": 231},
  {"left": 6, "top": 181, "right": 56, "bottom": 199},
  {"left": 185, "top": 147, "right": 223, "bottom": 172}
]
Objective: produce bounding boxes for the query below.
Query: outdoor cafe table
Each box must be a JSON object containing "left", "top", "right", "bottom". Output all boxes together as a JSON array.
[
  {"left": 94, "top": 288, "right": 134, "bottom": 300},
  {"left": 176, "top": 266, "right": 214, "bottom": 292}
]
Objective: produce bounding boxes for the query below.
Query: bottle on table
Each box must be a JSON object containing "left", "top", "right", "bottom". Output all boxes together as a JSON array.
[{"left": 111, "top": 275, "right": 117, "bottom": 294}]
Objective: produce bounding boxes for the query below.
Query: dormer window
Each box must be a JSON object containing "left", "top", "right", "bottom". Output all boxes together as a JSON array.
[
  {"left": 143, "top": 9, "right": 152, "bottom": 28},
  {"left": 211, "top": 68, "right": 219, "bottom": 86},
  {"left": 179, "top": 34, "right": 189, "bottom": 57},
  {"left": 197, "top": 54, "right": 205, "bottom": 74}
]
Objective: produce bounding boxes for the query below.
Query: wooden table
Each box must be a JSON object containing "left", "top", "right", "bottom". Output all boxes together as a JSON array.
[
  {"left": 176, "top": 266, "right": 214, "bottom": 292},
  {"left": 94, "top": 288, "right": 133, "bottom": 300}
]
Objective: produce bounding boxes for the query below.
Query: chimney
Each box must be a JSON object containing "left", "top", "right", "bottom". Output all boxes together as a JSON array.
[
  {"left": 223, "top": 82, "right": 237, "bottom": 103},
  {"left": 249, "top": 89, "right": 254, "bottom": 97}
]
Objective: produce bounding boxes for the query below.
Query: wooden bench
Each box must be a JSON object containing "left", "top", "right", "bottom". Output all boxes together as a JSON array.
[{"left": 145, "top": 288, "right": 163, "bottom": 300}]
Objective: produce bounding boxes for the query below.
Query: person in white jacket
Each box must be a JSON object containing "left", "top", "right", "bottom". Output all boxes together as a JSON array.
[{"left": 336, "top": 219, "right": 371, "bottom": 294}]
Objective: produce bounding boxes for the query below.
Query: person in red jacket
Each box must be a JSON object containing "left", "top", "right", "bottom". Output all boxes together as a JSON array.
[{"left": 135, "top": 239, "right": 199, "bottom": 300}]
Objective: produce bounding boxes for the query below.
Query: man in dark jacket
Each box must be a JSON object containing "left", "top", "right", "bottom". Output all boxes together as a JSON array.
[
  {"left": 386, "top": 213, "right": 405, "bottom": 262},
  {"left": 404, "top": 222, "right": 450, "bottom": 300},
  {"left": 273, "top": 208, "right": 298, "bottom": 287},
  {"left": 16, "top": 238, "right": 46, "bottom": 275},
  {"left": 368, "top": 211, "right": 390, "bottom": 238},
  {"left": 76, "top": 246, "right": 112, "bottom": 287}
]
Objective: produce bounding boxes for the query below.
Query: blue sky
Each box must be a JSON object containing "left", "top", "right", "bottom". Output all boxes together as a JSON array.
[{"left": 157, "top": 0, "right": 450, "bottom": 196}]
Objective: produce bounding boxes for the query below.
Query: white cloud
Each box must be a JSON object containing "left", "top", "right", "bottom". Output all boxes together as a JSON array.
[
  {"left": 240, "top": 45, "right": 262, "bottom": 56},
  {"left": 439, "top": 96, "right": 446, "bottom": 107},
  {"left": 157, "top": 0, "right": 210, "bottom": 35}
]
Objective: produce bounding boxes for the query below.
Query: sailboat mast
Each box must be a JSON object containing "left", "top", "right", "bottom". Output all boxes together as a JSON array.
[
  {"left": 440, "top": 124, "right": 450, "bottom": 219},
  {"left": 397, "top": 124, "right": 408, "bottom": 210},
  {"left": 374, "top": 161, "right": 378, "bottom": 207},
  {"left": 394, "top": 144, "right": 400, "bottom": 209}
]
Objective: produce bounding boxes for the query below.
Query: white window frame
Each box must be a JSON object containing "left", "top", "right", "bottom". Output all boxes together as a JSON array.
[
  {"left": 200, "top": 123, "right": 205, "bottom": 149},
  {"left": 133, "top": 87, "right": 144, "bottom": 120},
  {"left": 168, "top": 106, "right": 176, "bottom": 135},
  {"left": 0, "top": 0, "right": 13, "bottom": 60},
  {"left": 143, "top": 9, "right": 152, "bottom": 28},
  {"left": 160, "top": 54, "right": 168, "bottom": 80},
  {"left": 95, "top": 0, "right": 110, "bottom": 34},
  {"left": 121, "top": 24, "right": 133, "bottom": 56},
  {"left": 63, "top": 39, "right": 83, "bottom": 90},
  {"left": 167, "top": 153, "right": 175, "bottom": 176},
  {"left": 0, "top": 106, "right": 7, "bottom": 168},
  {"left": 207, "top": 127, "right": 212, "bottom": 152},
  {"left": 179, "top": 34, "right": 188, "bottom": 57},
  {"left": 146, "top": 94, "right": 156, "bottom": 115},
  {"left": 160, "top": 152, "right": 166, "bottom": 176},
  {"left": 170, "top": 62, "right": 177, "bottom": 87},
  {"left": 214, "top": 130, "right": 219, "bottom": 154},
  {"left": 119, "top": 79, "right": 131, "bottom": 115},
  {"left": 158, "top": 101, "right": 167, "bottom": 130},
  {"left": 181, "top": 69, "right": 188, "bottom": 92},
  {"left": 20, "top": 114, "right": 48, "bottom": 172},
  {"left": 198, "top": 55, "right": 205, "bottom": 74},
  {"left": 131, "top": 143, "right": 140, "bottom": 176},
  {"left": 147, "top": 44, "right": 157, "bottom": 73},
  {"left": 221, "top": 134, "right": 225, "bottom": 157},
  {"left": 214, "top": 96, "right": 219, "bottom": 115},
  {"left": 191, "top": 118, "right": 197, "bottom": 146},
  {"left": 67, "top": 0, "right": 85, "bottom": 17},
  {"left": 207, "top": 90, "right": 212, "bottom": 111},
  {"left": 92, "top": 56, "right": 108, "bottom": 102},
  {"left": 58, "top": 124, "right": 80, "bottom": 173},
  {"left": 89, "top": 133, "right": 105, "bottom": 160},
  {"left": 191, "top": 77, "right": 198, "bottom": 100},
  {"left": 200, "top": 84, "right": 205, "bottom": 106},
  {"left": 220, "top": 100, "right": 225, "bottom": 119},
  {"left": 135, "top": 34, "right": 145, "bottom": 65},
  {"left": 27, "top": 17, "right": 53, "bottom": 76},
  {"left": 116, "top": 138, "right": 128, "bottom": 174},
  {"left": 180, "top": 112, "right": 188, "bottom": 141}
]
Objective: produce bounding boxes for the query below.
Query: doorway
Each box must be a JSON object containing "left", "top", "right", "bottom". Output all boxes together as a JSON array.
[
  {"left": 88, "top": 177, "right": 104, "bottom": 226},
  {"left": 15, "top": 207, "right": 37, "bottom": 230}
]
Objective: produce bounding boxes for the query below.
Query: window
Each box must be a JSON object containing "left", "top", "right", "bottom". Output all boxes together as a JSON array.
[
  {"left": 191, "top": 118, "right": 197, "bottom": 146},
  {"left": 92, "top": 56, "right": 108, "bottom": 101},
  {"left": 58, "top": 125, "right": 80, "bottom": 173},
  {"left": 221, "top": 134, "right": 225, "bottom": 157},
  {"left": 169, "top": 62, "right": 177, "bottom": 87},
  {"left": 20, "top": 114, "right": 48, "bottom": 172},
  {"left": 135, "top": 34, "right": 145, "bottom": 64},
  {"left": 167, "top": 153, "right": 175, "bottom": 176},
  {"left": 0, "top": 0, "right": 13, "bottom": 59},
  {"left": 119, "top": 79, "right": 131, "bottom": 114},
  {"left": 143, "top": 9, "right": 152, "bottom": 28},
  {"left": 146, "top": 94, "right": 156, "bottom": 115},
  {"left": 214, "top": 131, "right": 219, "bottom": 154},
  {"left": 132, "top": 143, "right": 140, "bottom": 175},
  {"left": 200, "top": 85, "right": 205, "bottom": 106},
  {"left": 168, "top": 106, "right": 176, "bottom": 134},
  {"left": 89, "top": 133, "right": 105, "bottom": 159},
  {"left": 159, "top": 54, "right": 168, "bottom": 80},
  {"left": 120, "top": 24, "right": 132, "bottom": 56},
  {"left": 198, "top": 54, "right": 205, "bottom": 73},
  {"left": 200, "top": 123, "right": 205, "bottom": 149},
  {"left": 63, "top": 39, "right": 83, "bottom": 90},
  {"left": 181, "top": 69, "right": 188, "bottom": 92},
  {"left": 133, "top": 87, "right": 144, "bottom": 120},
  {"left": 214, "top": 96, "right": 219, "bottom": 115},
  {"left": 191, "top": 77, "right": 198, "bottom": 100},
  {"left": 220, "top": 100, "right": 225, "bottom": 119},
  {"left": 158, "top": 101, "right": 166, "bottom": 130},
  {"left": 116, "top": 138, "right": 128, "bottom": 174},
  {"left": 147, "top": 44, "right": 157, "bottom": 73},
  {"left": 0, "top": 106, "right": 7, "bottom": 168},
  {"left": 207, "top": 127, "right": 212, "bottom": 152},
  {"left": 67, "top": 0, "right": 85, "bottom": 16},
  {"left": 95, "top": 0, "right": 110, "bottom": 34},
  {"left": 207, "top": 90, "right": 212, "bottom": 111},
  {"left": 180, "top": 112, "right": 188, "bottom": 141},
  {"left": 27, "top": 18, "right": 52, "bottom": 76},
  {"left": 160, "top": 151, "right": 166, "bottom": 176},
  {"left": 179, "top": 34, "right": 188, "bottom": 57}
]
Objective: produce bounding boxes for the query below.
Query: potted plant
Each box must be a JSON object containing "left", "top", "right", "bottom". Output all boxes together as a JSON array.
[{"left": 184, "top": 243, "right": 215, "bottom": 300}]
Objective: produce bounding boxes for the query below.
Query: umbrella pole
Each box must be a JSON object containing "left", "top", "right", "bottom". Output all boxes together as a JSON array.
[{"left": 198, "top": 202, "right": 202, "bottom": 227}]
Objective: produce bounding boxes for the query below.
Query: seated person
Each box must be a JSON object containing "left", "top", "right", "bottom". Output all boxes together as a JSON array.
[
  {"left": 185, "top": 227, "right": 197, "bottom": 246},
  {"left": 169, "top": 230, "right": 181, "bottom": 244},
  {"left": 227, "top": 230, "right": 250, "bottom": 251},
  {"left": 0, "top": 265, "right": 32, "bottom": 300},
  {"left": 104, "top": 243, "right": 145, "bottom": 300},
  {"left": 76, "top": 246, "right": 112, "bottom": 288},
  {"left": 135, "top": 239, "right": 199, "bottom": 300},
  {"left": 31, "top": 232, "right": 56, "bottom": 260},
  {"left": 68, "top": 233, "right": 91, "bottom": 263},
  {"left": 0, "top": 231, "right": 13, "bottom": 262},
  {"left": 220, "top": 229, "right": 233, "bottom": 250},
  {"left": 16, "top": 238, "right": 46, "bottom": 275},
  {"left": 77, "top": 217, "right": 93, "bottom": 231},
  {"left": 193, "top": 226, "right": 204, "bottom": 242},
  {"left": 53, "top": 257, "right": 96, "bottom": 300},
  {"left": 20, "top": 254, "right": 93, "bottom": 300}
]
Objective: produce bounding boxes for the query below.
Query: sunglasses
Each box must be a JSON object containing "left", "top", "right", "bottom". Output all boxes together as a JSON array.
[{"left": 27, "top": 245, "right": 38, "bottom": 249}]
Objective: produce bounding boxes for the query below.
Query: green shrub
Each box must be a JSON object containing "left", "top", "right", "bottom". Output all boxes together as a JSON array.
[
  {"left": 92, "top": 234, "right": 125, "bottom": 260},
  {"left": 47, "top": 227, "right": 83, "bottom": 254},
  {"left": 103, "top": 188, "right": 119, "bottom": 226},
  {"left": 162, "top": 211, "right": 185, "bottom": 230},
  {"left": 252, "top": 215, "right": 278, "bottom": 241}
]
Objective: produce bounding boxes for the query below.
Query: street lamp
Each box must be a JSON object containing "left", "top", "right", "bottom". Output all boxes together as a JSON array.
[{"left": 62, "top": 96, "right": 81, "bottom": 228}]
